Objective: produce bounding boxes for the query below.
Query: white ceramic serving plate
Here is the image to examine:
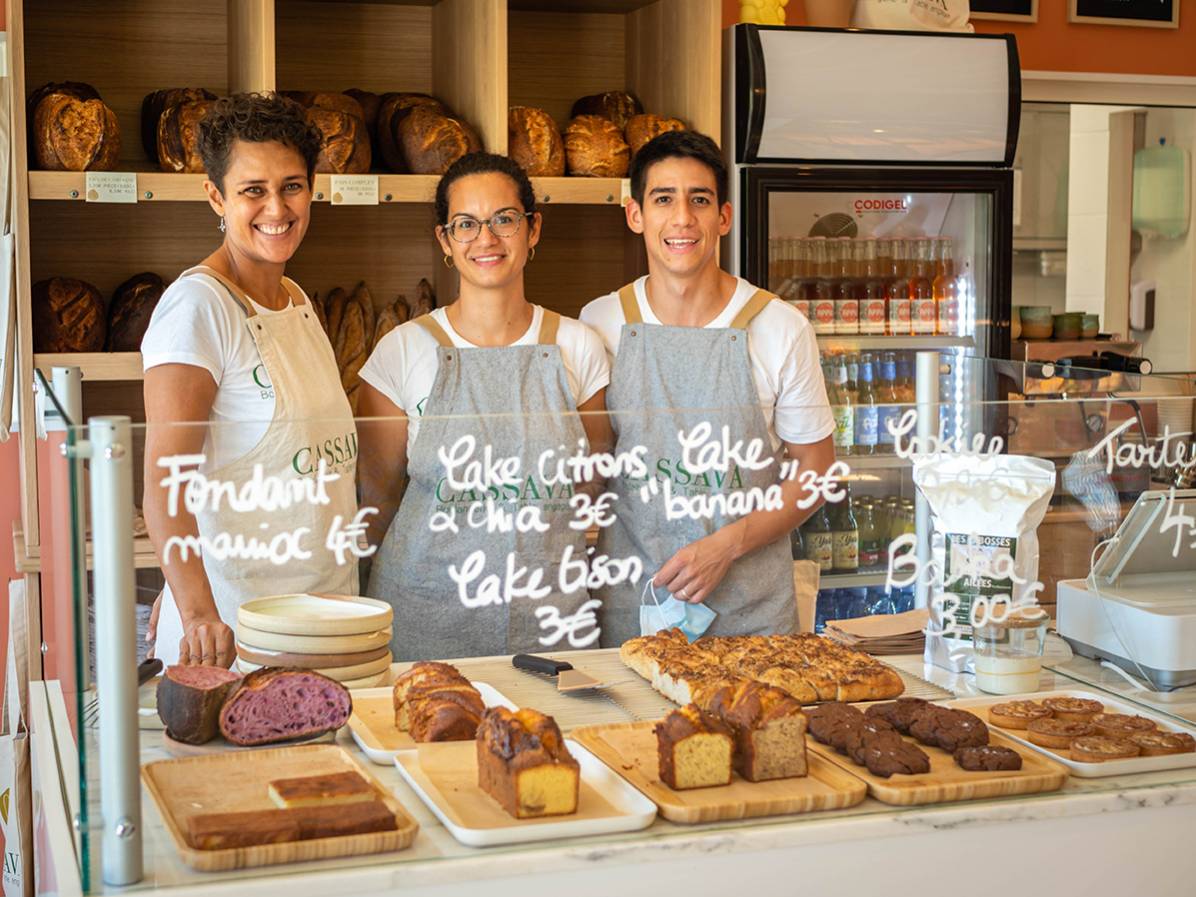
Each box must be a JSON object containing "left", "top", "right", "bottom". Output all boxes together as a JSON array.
[
  {"left": 949, "top": 689, "right": 1196, "bottom": 778},
  {"left": 348, "top": 683, "right": 516, "bottom": 766},
  {"left": 393, "top": 739, "right": 658, "bottom": 847},
  {"left": 237, "top": 624, "right": 392, "bottom": 654},
  {"left": 236, "top": 653, "right": 392, "bottom": 681},
  {"left": 238, "top": 594, "right": 393, "bottom": 637}
]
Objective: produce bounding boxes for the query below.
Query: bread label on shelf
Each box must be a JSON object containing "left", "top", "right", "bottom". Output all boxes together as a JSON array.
[
  {"left": 329, "top": 175, "right": 379, "bottom": 206},
  {"left": 619, "top": 178, "right": 632, "bottom": 207},
  {"left": 85, "top": 172, "right": 137, "bottom": 204}
]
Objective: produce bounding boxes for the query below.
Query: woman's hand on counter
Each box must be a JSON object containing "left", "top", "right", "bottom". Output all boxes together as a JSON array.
[{"left": 179, "top": 611, "right": 236, "bottom": 668}]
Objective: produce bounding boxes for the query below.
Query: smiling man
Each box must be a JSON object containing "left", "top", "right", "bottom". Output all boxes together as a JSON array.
[{"left": 580, "top": 130, "right": 836, "bottom": 646}]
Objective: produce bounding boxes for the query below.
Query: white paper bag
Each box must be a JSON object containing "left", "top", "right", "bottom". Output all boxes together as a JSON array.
[
  {"left": 852, "top": 0, "right": 975, "bottom": 32},
  {"left": 0, "top": 582, "right": 33, "bottom": 897}
]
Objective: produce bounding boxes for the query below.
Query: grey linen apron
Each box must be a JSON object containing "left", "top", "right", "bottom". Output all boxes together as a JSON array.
[
  {"left": 367, "top": 310, "right": 592, "bottom": 661},
  {"left": 597, "top": 283, "right": 798, "bottom": 647}
]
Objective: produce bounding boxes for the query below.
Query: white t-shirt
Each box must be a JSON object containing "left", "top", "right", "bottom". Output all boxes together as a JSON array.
[
  {"left": 580, "top": 276, "right": 835, "bottom": 447},
  {"left": 359, "top": 305, "right": 611, "bottom": 454},
  {"left": 141, "top": 273, "right": 297, "bottom": 471}
]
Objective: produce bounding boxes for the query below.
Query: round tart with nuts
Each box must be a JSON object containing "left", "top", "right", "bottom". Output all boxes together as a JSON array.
[
  {"left": 1092, "top": 713, "right": 1157, "bottom": 739},
  {"left": 1070, "top": 735, "right": 1140, "bottom": 763},
  {"left": 1129, "top": 731, "right": 1196, "bottom": 757},
  {"left": 1026, "top": 717, "right": 1094, "bottom": 749},
  {"left": 988, "top": 700, "right": 1051, "bottom": 730},
  {"left": 1042, "top": 697, "right": 1104, "bottom": 723}
]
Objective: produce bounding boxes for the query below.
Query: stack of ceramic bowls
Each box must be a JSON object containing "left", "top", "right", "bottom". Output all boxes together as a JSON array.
[{"left": 235, "top": 594, "right": 393, "bottom": 688}]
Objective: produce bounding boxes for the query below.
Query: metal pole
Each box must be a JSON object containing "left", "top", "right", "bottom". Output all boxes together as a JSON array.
[
  {"left": 914, "top": 352, "right": 941, "bottom": 611},
  {"left": 87, "top": 415, "right": 142, "bottom": 885},
  {"left": 51, "top": 367, "right": 89, "bottom": 692}
]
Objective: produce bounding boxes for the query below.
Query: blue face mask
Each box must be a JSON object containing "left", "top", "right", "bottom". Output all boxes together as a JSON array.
[{"left": 639, "top": 581, "right": 718, "bottom": 641}]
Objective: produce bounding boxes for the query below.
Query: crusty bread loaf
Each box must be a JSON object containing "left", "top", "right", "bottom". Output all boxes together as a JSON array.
[
  {"left": 343, "top": 89, "right": 381, "bottom": 134},
  {"left": 508, "top": 106, "right": 564, "bottom": 177},
  {"left": 654, "top": 704, "right": 734, "bottom": 790},
  {"left": 392, "top": 662, "right": 485, "bottom": 741},
  {"left": 413, "top": 278, "right": 436, "bottom": 317},
  {"left": 376, "top": 93, "right": 447, "bottom": 171},
  {"left": 218, "top": 668, "right": 352, "bottom": 747},
  {"left": 700, "top": 680, "right": 808, "bottom": 782},
  {"left": 157, "top": 99, "right": 216, "bottom": 173},
  {"left": 571, "top": 90, "right": 643, "bottom": 131},
  {"left": 477, "top": 707, "right": 579, "bottom": 818},
  {"left": 32, "top": 278, "right": 107, "bottom": 352},
  {"left": 564, "top": 115, "right": 629, "bottom": 178},
  {"left": 33, "top": 91, "right": 120, "bottom": 171},
  {"left": 625, "top": 113, "right": 685, "bottom": 158},
  {"left": 335, "top": 300, "right": 367, "bottom": 390},
  {"left": 307, "top": 107, "right": 371, "bottom": 174},
  {"left": 107, "top": 272, "right": 166, "bottom": 352},
  {"left": 372, "top": 305, "right": 401, "bottom": 351},
  {"left": 324, "top": 287, "right": 348, "bottom": 343},
  {"left": 156, "top": 664, "right": 241, "bottom": 746},
  {"left": 399, "top": 106, "right": 482, "bottom": 175},
  {"left": 141, "top": 88, "right": 216, "bottom": 162}
]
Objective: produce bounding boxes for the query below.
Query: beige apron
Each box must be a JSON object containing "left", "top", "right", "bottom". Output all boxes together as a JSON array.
[{"left": 154, "top": 266, "right": 359, "bottom": 665}]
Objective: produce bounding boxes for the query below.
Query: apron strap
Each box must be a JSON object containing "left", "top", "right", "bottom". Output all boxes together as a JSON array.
[
  {"left": 538, "top": 308, "right": 561, "bottom": 345},
  {"left": 279, "top": 276, "right": 308, "bottom": 307},
  {"left": 180, "top": 265, "right": 258, "bottom": 318},
  {"left": 729, "top": 289, "right": 775, "bottom": 330},
  {"left": 413, "top": 313, "right": 454, "bottom": 348},
  {"left": 617, "top": 282, "right": 643, "bottom": 325}
]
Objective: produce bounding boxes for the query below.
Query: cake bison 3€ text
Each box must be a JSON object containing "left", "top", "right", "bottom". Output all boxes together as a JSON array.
[{"left": 476, "top": 706, "right": 579, "bottom": 818}]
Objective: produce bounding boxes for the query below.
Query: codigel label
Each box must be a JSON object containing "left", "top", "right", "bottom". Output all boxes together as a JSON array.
[
  {"left": 860, "top": 299, "right": 887, "bottom": 334},
  {"left": 833, "top": 405, "right": 854, "bottom": 449},
  {"left": 856, "top": 407, "right": 878, "bottom": 447},
  {"left": 912, "top": 299, "right": 937, "bottom": 334},
  {"left": 812, "top": 299, "right": 835, "bottom": 333},
  {"left": 835, "top": 299, "right": 859, "bottom": 333}
]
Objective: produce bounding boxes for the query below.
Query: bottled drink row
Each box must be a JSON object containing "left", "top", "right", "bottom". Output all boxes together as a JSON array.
[
  {"left": 814, "top": 585, "right": 917, "bottom": 631},
  {"left": 823, "top": 349, "right": 915, "bottom": 455},
  {"left": 769, "top": 235, "right": 962, "bottom": 336},
  {"left": 792, "top": 487, "right": 915, "bottom": 576}
]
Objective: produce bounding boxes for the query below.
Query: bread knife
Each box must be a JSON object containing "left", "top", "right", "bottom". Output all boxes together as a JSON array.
[{"left": 512, "top": 654, "right": 604, "bottom": 692}]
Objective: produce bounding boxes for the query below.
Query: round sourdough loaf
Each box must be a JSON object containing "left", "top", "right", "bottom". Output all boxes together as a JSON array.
[
  {"left": 625, "top": 113, "right": 685, "bottom": 158},
  {"left": 570, "top": 90, "right": 643, "bottom": 131},
  {"left": 107, "top": 272, "right": 165, "bottom": 352},
  {"left": 140, "top": 88, "right": 216, "bottom": 163},
  {"left": 398, "top": 106, "right": 482, "bottom": 175},
  {"left": 33, "top": 277, "right": 107, "bottom": 352},
  {"left": 157, "top": 98, "right": 216, "bottom": 173},
  {"left": 33, "top": 89, "right": 121, "bottom": 171},
  {"left": 564, "top": 115, "right": 629, "bottom": 178},
  {"left": 508, "top": 106, "right": 564, "bottom": 177}
]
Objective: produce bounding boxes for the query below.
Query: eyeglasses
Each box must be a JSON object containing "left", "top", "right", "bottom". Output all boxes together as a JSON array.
[{"left": 444, "top": 208, "right": 533, "bottom": 243}]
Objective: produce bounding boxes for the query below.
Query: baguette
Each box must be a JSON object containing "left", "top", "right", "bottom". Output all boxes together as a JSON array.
[
  {"left": 325, "top": 287, "right": 348, "bottom": 347},
  {"left": 349, "top": 281, "right": 375, "bottom": 349}
]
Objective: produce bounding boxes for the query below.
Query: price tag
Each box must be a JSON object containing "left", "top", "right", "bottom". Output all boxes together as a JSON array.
[
  {"left": 85, "top": 172, "right": 137, "bottom": 204},
  {"left": 329, "top": 174, "right": 379, "bottom": 206},
  {"left": 619, "top": 178, "right": 632, "bottom": 207}
]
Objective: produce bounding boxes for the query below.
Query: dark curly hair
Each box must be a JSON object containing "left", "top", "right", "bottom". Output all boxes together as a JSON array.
[
  {"left": 198, "top": 92, "right": 323, "bottom": 193},
  {"left": 435, "top": 152, "right": 537, "bottom": 226},
  {"left": 630, "top": 130, "right": 728, "bottom": 207}
]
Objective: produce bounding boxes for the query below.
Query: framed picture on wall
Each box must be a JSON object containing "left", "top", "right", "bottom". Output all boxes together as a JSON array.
[
  {"left": 971, "top": 0, "right": 1038, "bottom": 21},
  {"left": 1069, "top": 0, "right": 1180, "bottom": 28}
]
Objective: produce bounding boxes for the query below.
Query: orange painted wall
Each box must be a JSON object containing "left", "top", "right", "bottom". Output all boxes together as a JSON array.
[{"left": 721, "top": 0, "right": 1196, "bottom": 77}]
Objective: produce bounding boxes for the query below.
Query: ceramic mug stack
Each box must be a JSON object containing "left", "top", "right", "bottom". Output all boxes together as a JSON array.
[{"left": 235, "top": 594, "right": 394, "bottom": 688}]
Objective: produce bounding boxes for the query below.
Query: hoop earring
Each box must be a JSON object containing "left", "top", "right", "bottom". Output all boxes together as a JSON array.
[
  {"left": 442, "top": 254, "right": 454, "bottom": 269},
  {"left": 218, "top": 216, "right": 226, "bottom": 233},
  {"left": 528, "top": 247, "right": 536, "bottom": 262}
]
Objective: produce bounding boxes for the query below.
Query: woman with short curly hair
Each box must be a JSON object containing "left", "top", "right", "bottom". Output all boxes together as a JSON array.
[{"left": 142, "top": 92, "right": 358, "bottom": 668}]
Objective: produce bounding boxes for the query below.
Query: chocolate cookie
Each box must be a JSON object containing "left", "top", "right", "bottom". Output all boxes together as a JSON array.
[
  {"left": 953, "top": 745, "right": 1023, "bottom": 771},
  {"left": 806, "top": 703, "right": 865, "bottom": 755},
  {"left": 854, "top": 728, "right": 931, "bottom": 778},
  {"left": 864, "top": 697, "right": 931, "bottom": 734},
  {"left": 909, "top": 706, "right": 989, "bottom": 751},
  {"left": 844, "top": 716, "right": 896, "bottom": 765}
]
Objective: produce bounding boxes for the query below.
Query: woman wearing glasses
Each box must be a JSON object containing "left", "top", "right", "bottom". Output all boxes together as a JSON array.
[{"left": 358, "top": 152, "right": 611, "bottom": 661}]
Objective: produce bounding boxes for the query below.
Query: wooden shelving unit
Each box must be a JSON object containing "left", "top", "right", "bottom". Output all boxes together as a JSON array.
[{"left": 8, "top": 0, "right": 721, "bottom": 570}]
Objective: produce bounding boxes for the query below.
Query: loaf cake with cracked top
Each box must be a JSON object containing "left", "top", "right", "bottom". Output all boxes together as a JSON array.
[{"left": 476, "top": 707, "right": 579, "bottom": 818}]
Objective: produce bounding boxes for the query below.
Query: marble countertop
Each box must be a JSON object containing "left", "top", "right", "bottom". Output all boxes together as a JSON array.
[{"left": 81, "top": 639, "right": 1196, "bottom": 894}]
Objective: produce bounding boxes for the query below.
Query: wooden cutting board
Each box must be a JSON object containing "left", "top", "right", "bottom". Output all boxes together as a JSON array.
[
  {"left": 142, "top": 743, "right": 417, "bottom": 871},
  {"left": 571, "top": 721, "right": 866, "bottom": 823},
  {"left": 807, "top": 729, "right": 1068, "bottom": 806}
]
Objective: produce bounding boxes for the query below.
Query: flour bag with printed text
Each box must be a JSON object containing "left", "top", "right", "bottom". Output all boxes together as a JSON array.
[{"left": 913, "top": 453, "right": 1055, "bottom": 673}]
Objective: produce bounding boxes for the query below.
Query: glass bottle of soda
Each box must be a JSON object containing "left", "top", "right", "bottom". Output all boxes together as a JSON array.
[
  {"left": 831, "top": 488, "right": 860, "bottom": 575},
  {"left": 831, "top": 356, "right": 855, "bottom": 456},
  {"left": 933, "top": 237, "right": 959, "bottom": 336},
  {"left": 910, "top": 238, "right": 936, "bottom": 335},
  {"left": 809, "top": 237, "right": 835, "bottom": 335},
  {"left": 876, "top": 351, "right": 902, "bottom": 453},
  {"left": 858, "top": 239, "right": 887, "bottom": 335},
  {"left": 804, "top": 505, "right": 834, "bottom": 574},
  {"left": 831, "top": 237, "right": 859, "bottom": 335},
  {"left": 854, "top": 354, "right": 879, "bottom": 455},
  {"left": 858, "top": 500, "right": 881, "bottom": 570},
  {"left": 789, "top": 238, "right": 812, "bottom": 319},
  {"left": 886, "top": 238, "right": 911, "bottom": 336}
]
